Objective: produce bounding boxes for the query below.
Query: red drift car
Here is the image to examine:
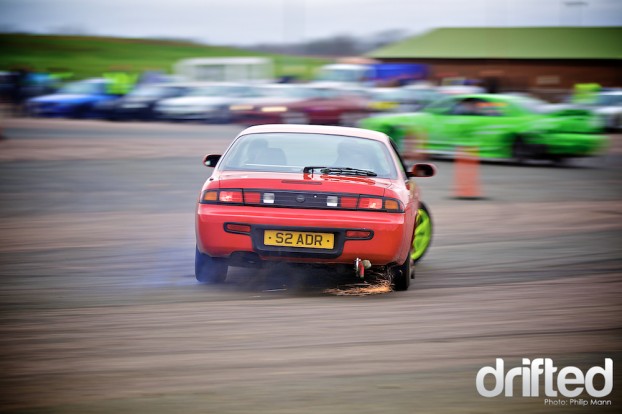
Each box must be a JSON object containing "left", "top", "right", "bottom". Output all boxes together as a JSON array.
[{"left": 195, "top": 124, "right": 435, "bottom": 291}]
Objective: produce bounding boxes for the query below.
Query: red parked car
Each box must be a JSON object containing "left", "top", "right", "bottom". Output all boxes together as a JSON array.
[
  {"left": 196, "top": 124, "right": 435, "bottom": 290},
  {"left": 229, "top": 84, "right": 372, "bottom": 126}
]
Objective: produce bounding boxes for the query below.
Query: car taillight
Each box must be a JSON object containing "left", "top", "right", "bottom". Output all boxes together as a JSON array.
[
  {"left": 201, "top": 189, "right": 245, "bottom": 204},
  {"left": 358, "top": 197, "right": 383, "bottom": 210},
  {"left": 383, "top": 199, "right": 401, "bottom": 211},
  {"left": 244, "top": 191, "right": 261, "bottom": 204},
  {"left": 340, "top": 196, "right": 358, "bottom": 209},
  {"left": 219, "top": 190, "right": 243, "bottom": 203},
  {"left": 201, "top": 190, "right": 403, "bottom": 212},
  {"left": 357, "top": 196, "right": 403, "bottom": 212},
  {"left": 201, "top": 189, "right": 275, "bottom": 205},
  {"left": 326, "top": 195, "right": 339, "bottom": 207},
  {"left": 202, "top": 191, "right": 218, "bottom": 202},
  {"left": 262, "top": 192, "right": 275, "bottom": 204}
]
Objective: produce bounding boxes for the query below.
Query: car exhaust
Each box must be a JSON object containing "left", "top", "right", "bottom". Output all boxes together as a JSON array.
[{"left": 354, "top": 258, "right": 372, "bottom": 278}]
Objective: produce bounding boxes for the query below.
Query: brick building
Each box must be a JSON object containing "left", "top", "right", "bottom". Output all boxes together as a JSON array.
[{"left": 367, "top": 27, "right": 622, "bottom": 101}]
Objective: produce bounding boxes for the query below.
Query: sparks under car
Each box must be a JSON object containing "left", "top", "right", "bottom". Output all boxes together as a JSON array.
[{"left": 195, "top": 124, "right": 435, "bottom": 291}]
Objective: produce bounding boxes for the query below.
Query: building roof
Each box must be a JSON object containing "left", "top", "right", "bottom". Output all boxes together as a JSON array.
[{"left": 367, "top": 27, "right": 622, "bottom": 60}]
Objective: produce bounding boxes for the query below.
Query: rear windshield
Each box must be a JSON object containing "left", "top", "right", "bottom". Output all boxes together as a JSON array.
[{"left": 220, "top": 132, "right": 399, "bottom": 179}]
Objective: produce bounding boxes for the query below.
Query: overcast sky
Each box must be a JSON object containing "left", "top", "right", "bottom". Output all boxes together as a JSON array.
[{"left": 1, "top": 0, "right": 621, "bottom": 45}]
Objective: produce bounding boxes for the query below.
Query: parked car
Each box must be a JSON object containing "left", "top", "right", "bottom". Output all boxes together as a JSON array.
[
  {"left": 195, "top": 124, "right": 436, "bottom": 290},
  {"left": 154, "top": 83, "right": 260, "bottom": 123},
  {"left": 314, "top": 63, "right": 428, "bottom": 87},
  {"left": 574, "top": 90, "right": 622, "bottom": 131},
  {"left": 25, "top": 78, "right": 116, "bottom": 118},
  {"left": 227, "top": 83, "right": 311, "bottom": 122},
  {"left": 572, "top": 89, "right": 622, "bottom": 131},
  {"left": 359, "top": 93, "right": 608, "bottom": 164},
  {"left": 367, "top": 86, "right": 442, "bottom": 113},
  {"left": 229, "top": 85, "right": 372, "bottom": 126},
  {"left": 97, "top": 83, "right": 193, "bottom": 120}
]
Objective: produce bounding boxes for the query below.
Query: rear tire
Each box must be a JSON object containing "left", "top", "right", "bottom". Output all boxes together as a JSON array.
[
  {"left": 392, "top": 232, "right": 417, "bottom": 291},
  {"left": 391, "top": 253, "right": 413, "bottom": 291},
  {"left": 195, "top": 246, "right": 228, "bottom": 283},
  {"left": 511, "top": 136, "right": 530, "bottom": 164}
]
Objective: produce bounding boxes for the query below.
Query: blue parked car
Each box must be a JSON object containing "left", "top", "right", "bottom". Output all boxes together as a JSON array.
[
  {"left": 26, "top": 78, "right": 117, "bottom": 118},
  {"left": 95, "top": 83, "right": 193, "bottom": 121}
]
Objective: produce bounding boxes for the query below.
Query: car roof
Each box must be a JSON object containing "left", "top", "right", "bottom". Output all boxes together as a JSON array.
[{"left": 237, "top": 124, "right": 391, "bottom": 143}]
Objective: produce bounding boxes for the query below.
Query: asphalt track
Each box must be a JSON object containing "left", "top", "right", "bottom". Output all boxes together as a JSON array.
[{"left": 0, "top": 118, "right": 621, "bottom": 413}]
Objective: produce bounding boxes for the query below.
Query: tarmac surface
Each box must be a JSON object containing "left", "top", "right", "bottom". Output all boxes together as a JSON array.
[{"left": 0, "top": 118, "right": 621, "bottom": 413}]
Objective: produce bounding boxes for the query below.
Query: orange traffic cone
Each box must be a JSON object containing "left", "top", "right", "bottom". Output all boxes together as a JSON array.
[{"left": 453, "top": 147, "right": 483, "bottom": 199}]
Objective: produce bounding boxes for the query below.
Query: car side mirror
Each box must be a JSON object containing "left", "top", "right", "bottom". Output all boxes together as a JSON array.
[
  {"left": 203, "top": 154, "right": 221, "bottom": 168},
  {"left": 408, "top": 163, "right": 436, "bottom": 178}
]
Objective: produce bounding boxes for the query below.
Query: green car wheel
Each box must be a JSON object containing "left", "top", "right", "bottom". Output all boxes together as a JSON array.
[{"left": 411, "top": 202, "right": 432, "bottom": 263}]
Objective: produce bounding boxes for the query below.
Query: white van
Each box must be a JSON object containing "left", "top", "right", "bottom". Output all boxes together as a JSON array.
[{"left": 174, "top": 57, "right": 273, "bottom": 83}]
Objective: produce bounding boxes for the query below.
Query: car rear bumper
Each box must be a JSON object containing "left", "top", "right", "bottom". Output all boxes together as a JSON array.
[{"left": 196, "top": 204, "right": 412, "bottom": 266}]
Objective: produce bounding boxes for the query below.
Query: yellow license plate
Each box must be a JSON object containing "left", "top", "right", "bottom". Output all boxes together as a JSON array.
[{"left": 264, "top": 230, "right": 334, "bottom": 249}]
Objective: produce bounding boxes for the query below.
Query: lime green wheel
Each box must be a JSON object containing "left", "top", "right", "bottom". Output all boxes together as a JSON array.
[{"left": 411, "top": 202, "right": 432, "bottom": 263}]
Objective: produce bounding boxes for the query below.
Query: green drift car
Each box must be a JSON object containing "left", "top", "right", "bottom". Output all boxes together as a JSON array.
[{"left": 359, "top": 94, "right": 608, "bottom": 163}]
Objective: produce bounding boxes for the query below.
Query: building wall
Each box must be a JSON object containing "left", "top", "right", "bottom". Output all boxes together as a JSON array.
[{"left": 380, "top": 58, "right": 622, "bottom": 102}]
